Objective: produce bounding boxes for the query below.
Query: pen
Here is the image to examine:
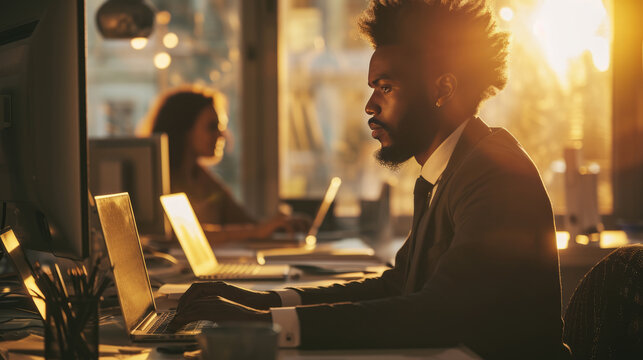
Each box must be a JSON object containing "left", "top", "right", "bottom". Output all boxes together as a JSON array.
[{"left": 53, "top": 264, "right": 69, "bottom": 298}]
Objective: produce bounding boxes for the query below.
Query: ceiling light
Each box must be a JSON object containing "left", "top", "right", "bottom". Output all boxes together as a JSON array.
[{"left": 96, "top": 0, "right": 155, "bottom": 39}]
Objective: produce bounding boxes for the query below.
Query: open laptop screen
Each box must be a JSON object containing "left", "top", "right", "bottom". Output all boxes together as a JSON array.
[
  {"left": 94, "top": 193, "right": 155, "bottom": 332},
  {"left": 0, "top": 228, "right": 47, "bottom": 320},
  {"left": 160, "top": 193, "right": 218, "bottom": 277},
  {"left": 305, "top": 177, "right": 341, "bottom": 245}
]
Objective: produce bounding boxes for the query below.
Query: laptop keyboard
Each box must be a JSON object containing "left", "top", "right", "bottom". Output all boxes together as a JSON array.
[
  {"left": 148, "top": 312, "right": 208, "bottom": 334},
  {"left": 203, "top": 263, "right": 260, "bottom": 279}
]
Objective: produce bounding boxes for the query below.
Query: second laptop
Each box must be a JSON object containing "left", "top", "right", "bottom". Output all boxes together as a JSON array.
[{"left": 160, "top": 193, "right": 291, "bottom": 281}]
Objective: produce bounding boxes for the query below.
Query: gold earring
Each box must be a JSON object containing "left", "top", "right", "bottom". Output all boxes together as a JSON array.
[{"left": 435, "top": 99, "right": 442, "bottom": 108}]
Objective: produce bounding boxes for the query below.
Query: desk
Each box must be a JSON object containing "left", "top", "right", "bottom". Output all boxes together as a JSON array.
[
  {"left": 1, "top": 310, "right": 479, "bottom": 360},
  {"left": 0, "top": 272, "right": 480, "bottom": 360},
  {"left": 0, "top": 329, "right": 480, "bottom": 360},
  {"left": 100, "top": 317, "right": 480, "bottom": 359}
]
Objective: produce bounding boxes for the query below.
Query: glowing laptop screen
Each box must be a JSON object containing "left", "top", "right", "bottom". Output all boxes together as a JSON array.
[
  {"left": 160, "top": 193, "right": 218, "bottom": 277},
  {"left": 94, "top": 193, "right": 156, "bottom": 332}
]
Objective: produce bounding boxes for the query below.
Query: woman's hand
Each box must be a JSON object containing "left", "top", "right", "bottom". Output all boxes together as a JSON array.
[{"left": 256, "top": 214, "right": 311, "bottom": 239}]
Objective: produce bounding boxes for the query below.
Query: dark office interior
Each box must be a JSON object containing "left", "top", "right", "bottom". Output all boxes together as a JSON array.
[{"left": 0, "top": 0, "right": 641, "bottom": 359}]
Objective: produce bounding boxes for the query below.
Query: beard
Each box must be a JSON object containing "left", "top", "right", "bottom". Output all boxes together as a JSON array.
[
  {"left": 375, "top": 143, "right": 414, "bottom": 170},
  {"left": 374, "top": 106, "right": 437, "bottom": 170}
]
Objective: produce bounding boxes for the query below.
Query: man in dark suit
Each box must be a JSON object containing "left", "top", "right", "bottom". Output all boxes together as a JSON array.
[{"left": 169, "top": 1, "right": 571, "bottom": 358}]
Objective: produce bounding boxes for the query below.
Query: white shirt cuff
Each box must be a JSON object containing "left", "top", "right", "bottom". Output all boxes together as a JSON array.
[
  {"left": 270, "top": 307, "right": 300, "bottom": 348},
  {"left": 273, "top": 289, "right": 301, "bottom": 306}
]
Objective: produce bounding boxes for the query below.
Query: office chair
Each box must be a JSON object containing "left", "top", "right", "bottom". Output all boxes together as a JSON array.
[{"left": 563, "top": 244, "right": 643, "bottom": 359}]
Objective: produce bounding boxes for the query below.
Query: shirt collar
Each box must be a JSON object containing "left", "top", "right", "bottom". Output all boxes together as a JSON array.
[{"left": 419, "top": 119, "right": 469, "bottom": 184}]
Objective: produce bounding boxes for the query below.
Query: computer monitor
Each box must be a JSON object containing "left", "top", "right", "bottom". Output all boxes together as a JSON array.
[
  {"left": 0, "top": 0, "right": 89, "bottom": 259},
  {"left": 89, "top": 134, "right": 172, "bottom": 238}
]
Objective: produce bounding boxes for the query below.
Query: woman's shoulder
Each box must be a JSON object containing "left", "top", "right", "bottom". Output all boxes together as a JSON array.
[
  {"left": 171, "top": 166, "right": 226, "bottom": 195},
  {"left": 196, "top": 166, "right": 232, "bottom": 193}
]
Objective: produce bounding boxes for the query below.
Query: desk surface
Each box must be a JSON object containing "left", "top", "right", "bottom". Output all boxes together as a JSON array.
[
  {"left": 1, "top": 272, "right": 480, "bottom": 360},
  {"left": 0, "top": 318, "right": 480, "bottom": 360},
  {"left": 0, "top": 331, "right": 480, "bottom": 360},
  {"left": 4, "top": 237, "right": 635, "bottom": 360}
]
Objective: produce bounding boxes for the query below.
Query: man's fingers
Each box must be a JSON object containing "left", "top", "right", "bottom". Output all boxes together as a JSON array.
[
  {"left": 168, "top": 312, "right": 203, "bottom": 331},
  {"left": 170, "top": 297, "right": 227, "bottom": 331},
  {"left": 176, "top": 286, "right": 204, "bottom": 312},
  {"left": 178, "top": 296, "right": 220, "bottom": 314},
  {"left": 176, "top": 282, "right": 227, "bottom": 312},
  {"left": 168, "top": 313, "right": 193, "bottom": 331},
  {"left": 170, "top": 302, "right": 216, "bottom": 331}
]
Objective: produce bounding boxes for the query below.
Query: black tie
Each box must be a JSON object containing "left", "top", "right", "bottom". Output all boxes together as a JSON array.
[
  {"left": 412, "top": 176, "right": 434, "bottom": 236},
  {"left": 406, "top": 176, "right": 434, "bottom": 286}
]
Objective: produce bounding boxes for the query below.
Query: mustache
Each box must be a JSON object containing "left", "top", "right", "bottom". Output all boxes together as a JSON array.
[{"left": 368, "top": 118, "right": 391, "bottom": 132}]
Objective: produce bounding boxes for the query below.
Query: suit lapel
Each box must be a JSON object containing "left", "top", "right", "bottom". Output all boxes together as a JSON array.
[
  {"left": 423, "top": 117, "right": 492, "bottom": 223},
  {"left": 405, "top": 117, "right": 492, "bottom": 293}
]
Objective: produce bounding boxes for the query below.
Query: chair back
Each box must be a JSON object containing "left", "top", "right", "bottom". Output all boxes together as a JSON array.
[{"left": 563, "top": 244, "right": 643, "bottom": 359}]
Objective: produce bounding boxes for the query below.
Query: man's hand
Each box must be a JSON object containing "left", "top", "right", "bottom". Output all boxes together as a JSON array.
[
  {"left": 176, "top": 281, "right": 281, "bottom": 312},
  {"left": 168, "top": 296, "right": 271, "bottom": 331}
]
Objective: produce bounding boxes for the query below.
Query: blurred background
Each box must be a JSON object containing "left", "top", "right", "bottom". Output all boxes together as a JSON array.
[{"left": 86, "top": 0, "right": 642, "bottom": 239}]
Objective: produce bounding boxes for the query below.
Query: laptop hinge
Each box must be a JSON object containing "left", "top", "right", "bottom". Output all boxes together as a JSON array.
[{"left": 135, "top": 309, "right": 157, "bottom": 332}]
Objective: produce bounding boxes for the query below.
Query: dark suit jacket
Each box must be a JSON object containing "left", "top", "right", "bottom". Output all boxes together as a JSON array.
[{"left": 291, "top": 118, "right": 571, "bottom": 359}]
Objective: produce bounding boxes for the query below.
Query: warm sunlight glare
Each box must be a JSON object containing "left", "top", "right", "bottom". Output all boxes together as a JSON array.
[
  {"left": 532, "top": 0, "right": 610, "bottom": 79},
  {"left": 499, "top": 7, "right": 514, "bottom": 21},
  {"left": 589, "top": 36, "right": 610, "bottom": 72}
]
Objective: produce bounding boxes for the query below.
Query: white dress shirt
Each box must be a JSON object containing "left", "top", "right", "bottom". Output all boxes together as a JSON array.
[{"left": 270, "top": 119, "right": 470, "bottom": 347}]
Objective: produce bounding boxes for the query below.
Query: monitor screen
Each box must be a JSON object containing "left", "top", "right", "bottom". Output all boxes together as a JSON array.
[
  {"left": 89, "top": 134, "right": 171, "bottom": 238},
  {"left": 0, "top": 0, "right": 89, "bottom": 259}
]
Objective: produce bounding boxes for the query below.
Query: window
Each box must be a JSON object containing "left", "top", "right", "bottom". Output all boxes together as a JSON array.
[
  {"left": 278, "top": 0, "right": 614, "bottom": 218},
  {"left": 86, "top": 0, "right": 243, "bottom": 196}
]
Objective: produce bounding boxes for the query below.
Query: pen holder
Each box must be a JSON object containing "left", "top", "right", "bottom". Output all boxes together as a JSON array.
[{"left": 45, "top": 296, "right": 99, "bottom": 360}]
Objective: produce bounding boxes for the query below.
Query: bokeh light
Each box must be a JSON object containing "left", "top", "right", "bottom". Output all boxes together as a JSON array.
[
  {"left": 154, "top": 52, "right": 172, "bottom": 69},
  {"left": 156, "top": 11, "right": 171, "bottom": 25},
  {"left": 130, "top": 37, "right": 148, "bottom": 50},
  {"left": 163, "top": 32, "right": 179, "bottom": 49}
]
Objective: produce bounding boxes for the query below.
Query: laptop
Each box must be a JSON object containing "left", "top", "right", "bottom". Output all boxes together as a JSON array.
[
  {"left": 286, "top": 176, "right": 342, "bottom": 246},
  {"left": 159, "top": 192, "right": 291, "bottom": 280},
  {"left": 94, "top": 193, "right": 213, "bottom": 341},
  {"left": 0, "top": 227, "right": 47, "bottom": 320}
]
